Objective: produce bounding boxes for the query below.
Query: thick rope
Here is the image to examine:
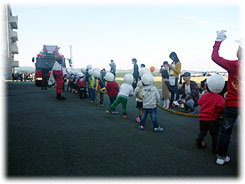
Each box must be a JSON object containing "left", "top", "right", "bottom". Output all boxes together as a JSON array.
[{"left": 136, "top": 94, "right": 199, "bottom": 118}]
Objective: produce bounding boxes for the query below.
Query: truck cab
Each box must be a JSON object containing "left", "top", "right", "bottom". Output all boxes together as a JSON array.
[{"left": 33, "top": 45, "right": 66, "bottom": 86}]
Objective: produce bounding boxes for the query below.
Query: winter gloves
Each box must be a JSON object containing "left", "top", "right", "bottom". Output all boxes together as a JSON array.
[{"left": 216, "top": 30, "right": 227, "bottom": 42}]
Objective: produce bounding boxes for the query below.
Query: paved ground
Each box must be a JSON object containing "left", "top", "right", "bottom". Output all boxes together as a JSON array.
[{"left": 6, "top": 81, "right": 239, "bottom": 177}]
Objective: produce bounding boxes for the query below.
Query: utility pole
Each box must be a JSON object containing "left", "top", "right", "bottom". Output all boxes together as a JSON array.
[{"left": 69, "top": 45, "right": 72, "bottom": 69}]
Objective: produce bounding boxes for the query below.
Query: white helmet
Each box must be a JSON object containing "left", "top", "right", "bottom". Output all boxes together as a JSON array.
[
  {"left": 105, "top": 72, "right": 115, "bottom": 82},
  {"left": 124, "top": 73, "right": 134, "bottom": 85},
  {"left": 141, "top": 73, "right": 154, "bottom": 86},
  {"left": 207, "top": 74, "right": 225, "bottom": 93},
  {"left": 86, "top": 64, "right": 92, "bottom": 70},
  {"left": 139, "top": 67, "right": 150, "bottom": 77},
  {"left": 88, "top": 69, "right": 93, "bottom": 75},
  {"left": 81, "top": 68, "right": 86, "bottom": 74},
  {"left": 77, "top": 72, "right": 84, "bottom": 78},
  {"left": 92, "top": 68, "right": 100, "bottom": 78}
]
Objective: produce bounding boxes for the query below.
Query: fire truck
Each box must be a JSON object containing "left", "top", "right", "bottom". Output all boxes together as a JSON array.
[{"left": 33, "top": 45, "right": 66, "bottom": 86}]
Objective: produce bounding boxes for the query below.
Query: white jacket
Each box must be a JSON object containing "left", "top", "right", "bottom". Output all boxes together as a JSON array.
[
  {"left": 141, "top": 85, "right": 160, "bottom": 109},
  {"left": 52, "top": 61, "right": 62, "bottom": 71}
]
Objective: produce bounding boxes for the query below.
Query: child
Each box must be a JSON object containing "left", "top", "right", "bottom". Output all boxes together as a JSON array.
[
  {"left": 139, "top": 73, "right": 163, "bottom": 132},
  {"left": 134, "top": 67, "right": 150, "bottom": 123},
  {"left": 85, "top": 65, "right": 92, "bottom": 99},
  {"left": 77, "top": 72, "right": 87, "bottom": 99},
  {"left": 98, "top": 70, "right": 106, "bottom": 106},
  {"left": 88, "top": 69, "right": 95, "bottom": 103},
  {"left": 196, "top": 74, "right": 225, "bottom": 154},
  {"left": 105, "top": 72, "right": 119, "bottom": 113},
  {"left": 94, "top": 68, "right": 106, "bottom": 106},
  {"left": 106, "top": 73, "right": 134, "bottom": 119},
  {"left": 67, "top": 71, "right": 74, "bottom": 93},
  {"left": 160, "top": 61, "right": 171, "bottom": 108},
  {"left": 72, "top": 72, "right": 79, "bottom": 95}
]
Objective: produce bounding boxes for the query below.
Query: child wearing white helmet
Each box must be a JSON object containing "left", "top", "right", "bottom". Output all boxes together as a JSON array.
[
  {"left": 105, "top": 72, "right": 119, "bottom": 113},
  {"left": 72, "top": 72, "right": 79, "bottom": 95},
  {"left": 67, "top": 71, "right": 74, "bottom": 93},
  {"left": 93, "top": 68, "right": 106, "bottom": 106},
  {"left": 77, "top": 72, "right": 87, "bottom": 99},
  {"left": 196, "top": 74, "right": 225, "bottom": 154},
  {"left": 106, "top": 73, "right": 134, "bottom": 119},
  {"left": 85, "top": 65, "right": 93, "bottom": 99},
  {"left": 139, "top": 73, "right": 163, "bottom": 132},
  {"left": 134, "top": 66, "right": 150, "bottom": 123},
  {"left": 88, "top": 69, "right": 95, "bottom": 103}
]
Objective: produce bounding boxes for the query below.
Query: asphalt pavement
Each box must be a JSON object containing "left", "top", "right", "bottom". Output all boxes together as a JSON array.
[{"left": 6, "top": 81, "right": 238, "bottom": 177}]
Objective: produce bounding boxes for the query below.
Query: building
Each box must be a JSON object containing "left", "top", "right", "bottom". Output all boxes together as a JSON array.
[{"left": 3, "top": 4, "right": 19, "bottom": 80}]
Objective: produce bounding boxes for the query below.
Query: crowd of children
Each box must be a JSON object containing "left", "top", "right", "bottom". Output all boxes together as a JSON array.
[
  {"left": 47, "top": 30, "right": 241, "bottom": 166},
  {"left": 61, "top": 63, "right": 164, "bottom": 133}
]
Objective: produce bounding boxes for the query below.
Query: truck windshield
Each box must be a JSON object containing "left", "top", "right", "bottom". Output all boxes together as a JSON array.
[{"left": 36, "top": 58, "right": 66, "bottom": 70}]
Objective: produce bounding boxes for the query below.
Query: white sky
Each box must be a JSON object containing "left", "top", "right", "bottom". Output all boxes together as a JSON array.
[{"left": 9, "top": 0, "right": 243, "bottom": 72}]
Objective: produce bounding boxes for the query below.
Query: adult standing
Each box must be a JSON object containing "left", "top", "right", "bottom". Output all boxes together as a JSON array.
[
  {"left": 109, "top": 60, "right": 116, "bottom": 77},
  {"left": 41, "top": 64, "right": 49, "bottom": 90},
  {"left": 168, "top": 52, "right": 181, "bottom": 106},
  {"left": 132, "top": 58, "right": 139, "bottom": 89},
  {"left": 159, "top": 61, "right": 170, "bottom": 108},
  {"left": 52, "top": 57, "right": 66, "bottom": 100},
  {"left": 212, "top": 30, "right": 241, "bottom": 165}
]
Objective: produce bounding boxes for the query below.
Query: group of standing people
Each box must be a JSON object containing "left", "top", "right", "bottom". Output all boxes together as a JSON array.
[
  {"left": 45, "top": 30, "right": 241, "bottom": 166},
  {"left": 12, "top": 72, "right": 33, "bottom": 82},
  {"left": 159, "top": 52, "right": 182, "bottom": 109}
]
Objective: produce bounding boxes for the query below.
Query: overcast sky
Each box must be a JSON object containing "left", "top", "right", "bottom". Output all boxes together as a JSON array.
[{"left": 10, "top": 0, "right": 242, "bottom": 72}]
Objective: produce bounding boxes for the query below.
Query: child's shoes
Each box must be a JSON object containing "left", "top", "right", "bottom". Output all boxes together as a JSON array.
[
  {"left": 153, "top": 127, "right": 163, "bottom": 132},
  {"left": 139, "top": 125, "right": 144, "bottom": 130},
  {"left": 106, "top": 110, "right": 111, "bottom": 114}
]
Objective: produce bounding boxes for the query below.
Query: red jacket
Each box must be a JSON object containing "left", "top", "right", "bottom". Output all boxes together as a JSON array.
[
  {"left": 106, "top": 81, "right": 119, "bottom": 97},
  {"left": 212, "top": 41, "right": 240, "bottom": 107},
  {"left": 77, "top": 78, "right": 86, "bottom": 88},
  {"left": 198, "top": 92, "right": 225, "bottom": 121}
]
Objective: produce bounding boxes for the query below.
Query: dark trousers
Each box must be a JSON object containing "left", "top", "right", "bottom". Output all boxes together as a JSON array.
[
  {"left": 217, "top": 106, "right": 239, "bottom": 158},
  {"left": 133, "top": 77, "right": 138, "bottom": 89},
  {"left": 41, "top": 78, "right": 47, "bottom": 89},
  {"left": 109, "top": 96, "right": 117, "bottom": 111},
  {"left": 174, "top": 77, "right": 180, "bottom": 100},
  {"left": 89, "top": 88, "right": 95, "bottom": 101},
  {"left": 197, "top": 120, "right": 220, "bottom": 149},
  {"left": 140, "top": 107, "right": 159, "bottom": 128},
  {"left": 170, "top": 85, "right": 175, "bottom": 103},
  {"left": 79, "top": 87, "right": 87, "bottom": 99},
  {"left": 100, "top": 92, "right": 104, "bottom": 105}
]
